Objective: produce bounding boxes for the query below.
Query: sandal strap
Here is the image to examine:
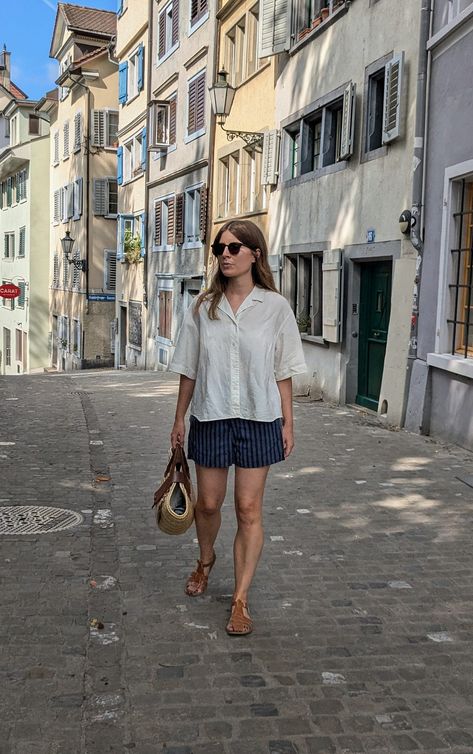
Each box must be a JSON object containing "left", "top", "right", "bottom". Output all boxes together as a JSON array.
[{"left": 227, "top": 599, "right": 253, "bottom": 634}]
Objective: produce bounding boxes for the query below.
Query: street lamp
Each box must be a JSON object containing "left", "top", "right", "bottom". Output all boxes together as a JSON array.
[
  {"left": 208, "top": 70, "right": 264, "bottom": 148},
  {"left": 61, "top": 231, "right": 87, "bottom": 272}
]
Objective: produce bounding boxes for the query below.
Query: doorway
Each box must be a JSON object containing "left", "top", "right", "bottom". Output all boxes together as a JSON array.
[
  {"left": 119, "top": 306, "right": 127, "bottom": 366},
  {"left": 356, "top": 261, "right": 392, "bottom": 410},
  {"left": 52, "top": 315, "right": 58, "bottom": 368}
]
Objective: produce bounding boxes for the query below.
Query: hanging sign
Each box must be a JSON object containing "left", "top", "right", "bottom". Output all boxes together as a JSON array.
[{"left": 0, "top": 284, "right": 21, "bottom": 299}]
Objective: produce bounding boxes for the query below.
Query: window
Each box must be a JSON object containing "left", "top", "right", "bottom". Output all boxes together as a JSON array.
[
  {"left": 16, "top": 329, "right": 23, "bottom": 362},
  {"left": 149, "top": 97, "right": 177, "bottom": 150},
  {"left": 117, "top": 214, "right": 145, "bottom": 260},
  {"left": 6, "top": 176, "right": 13, "bottom": 206},
  {"left": 62, "top": 184, "right": 74, "bottom": 222},
  {"left": 158, "top": 289, "right": 172, "bottom": 340},
  {"left": 91, "top": 110, "right": 119, "bottom": 148},
  {"left": 4, "top": 232, "right": 14, "bottom": 259},
  {"left": 190, "top": 0, "right": 208, "bottom": 27},
  {"left": 366, "top": 68, "right": 385, "bottom": 151},
  {"left": 17, "top": 282, "right": 26, "bottom": 308},
  {"left": 17, "top": 169, "right": 27, "bottom": 201},
  {"left": 73, "top": 178, "right": 83, "bottom": 220},
  {"left": 182, "top": 186, "right": 201, "bottom": 244},
  {"left": 225, "top": 19, "right": 246, "bottom": 87},
  {"left": 73, "top": 112, "right": 82, "bottom": 152},
  {"left": 284, "top": 84, "right": 355, "bottom": 180},
  {"left": 154, "top": 196, "right": 175, "bottom": 249},
  {"left": 60, "top": 54, "right": 72, "bottom": 100},
  {"left": 10, "top": 115, "right": 18, "bottom": 145},
  {"left": 2, "top": 281, "right": 14, "bottom": 310},
  {"left": 187, "top": 70, "right": 205, "bottom": 138},
  {"left": 94, "top": 178, "right": 118, "bottom": 217},
  {"left": 104, "top": 250, "right": 117, "bottom": 291},
  {"left": 247, "top": 5, "right": 261, "bottom": 78},
  {"left": 364, "top": 53, "right": 405, "bottom": 156},
  {"left": 123, "top": 132, "right": 145, "bottom": 181},
  {"left": 448, "top": 180, "right": 473, "bottom": 357},
  {"left": 241, "top": 147, "right": 266, "bottom": 212},
  {"left": 29, "top": 115, "right": 40, "bottom": 135},
  {"left": 128, "top": 45, "right": 145, "bottom": 100},
  {"left": 285, "top": 254, "right": 323, "bottom": 337},
  {"left": 218, "top": 152, "right": 240, "bottom": 217},
  {"left": 53, "top": 132, "right": 60, "bottom": 165},
  {"left": 72, "top": 319, "right": 81, "bottom": 357},
  {"left": 3, "top": 328, "right": 11, "bottom": 366},
  {"left": 158, "top": 0, "right": 179, "bottom": 61},
  {"left": 18, "top": 227, "right": 26, "bottom": 258}
]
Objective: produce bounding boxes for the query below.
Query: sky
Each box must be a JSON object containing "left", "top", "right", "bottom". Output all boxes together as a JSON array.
[{"left": 1, "top": 0, "right": 117, "bottom": 101}]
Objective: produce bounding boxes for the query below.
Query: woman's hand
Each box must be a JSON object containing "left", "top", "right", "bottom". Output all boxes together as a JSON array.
[
  {"left": 282, "top": 422, "right": 294, "bottom": 459},
  {"left": 171, "top": 418, "right": 186, "bottom": 449}
]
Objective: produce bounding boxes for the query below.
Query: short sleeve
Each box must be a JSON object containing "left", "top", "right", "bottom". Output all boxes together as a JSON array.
[
  {"left": 169, "top": 303, "right": 200, "bottom": 380},
  {"left": 274, "top": 311, "right": 307, "bottom": 381}
]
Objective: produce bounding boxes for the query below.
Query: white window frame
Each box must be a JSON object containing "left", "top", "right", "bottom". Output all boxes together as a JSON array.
[
  {"left": 127, "top": 46, "right": 141, "bottom": 101},
  {"left": 91, "top": 109, "right": 119, "bottom": 149},
  {"left": 94, "top": 177, "right": 118, "bottom": 217},
  {"left": 53, "top": 131, "right": 60, "bottom": 165},
  {"left": 3, "top": 232, "right": 15, "bottom": 260},
  {"left": 123, "top": 133, "right": 144, "bottom": 183},
  {"left": 157, "top": 1, "right": 179, "bottom": 65},
  {"left": 189, "top": 0, "right": 209, "bottom": 34},
  {"left": 153, "top": 193, "right": 175, "bottom": 252},
  {"left": 183, "top": 183, "right": 202, "bottom": 247},
  {"left": 63, "top": 120, "right": 70, "bottom": 159},
  {"left": 72, "top": 318, "right": 81, "bottom": 357}
]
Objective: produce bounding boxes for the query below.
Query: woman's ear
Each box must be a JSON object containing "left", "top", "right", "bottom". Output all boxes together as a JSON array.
[{"left": 254, "top": 247, "right": 261, "bottom": 258}]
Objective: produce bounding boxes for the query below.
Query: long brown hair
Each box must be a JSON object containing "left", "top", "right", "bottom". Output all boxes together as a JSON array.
[{"left": 196, "top": 220, "right": 278, "bottom": 319}]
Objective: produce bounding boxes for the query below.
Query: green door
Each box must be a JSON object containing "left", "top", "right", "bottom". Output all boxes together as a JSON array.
[{"left": 356, "top": 261, "right": 392, "bottom": 410}]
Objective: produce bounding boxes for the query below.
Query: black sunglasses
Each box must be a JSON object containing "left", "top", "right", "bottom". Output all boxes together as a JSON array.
[{"left": 211, "top": 242, "right": 252, "bottom": 257}]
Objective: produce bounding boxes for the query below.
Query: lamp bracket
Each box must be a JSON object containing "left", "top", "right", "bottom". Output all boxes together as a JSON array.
[
  {"left": 67, "top": 256, "right": 87, "bottom": 272},
  {"left": 220, "top": 124, "right": 264, "bottom": 149}
]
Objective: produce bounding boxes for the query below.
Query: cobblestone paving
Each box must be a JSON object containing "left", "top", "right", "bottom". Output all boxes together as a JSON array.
[{"left": 1, "top": 370, "right": 473, "bottom": 754}]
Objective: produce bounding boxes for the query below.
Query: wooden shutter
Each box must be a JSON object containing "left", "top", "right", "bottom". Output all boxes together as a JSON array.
[
  {"left": 154, "top": 201, "right": 162, "bottom": 246},
  {"left": 167, "top": 198, "right": 175, "bottom": 245},
  {"left": 94, "top": 179, "right": 107, "bottom": 215},
  {"left": 383, "top": 52, "right": 404, "bottom": 144},
  {"left": 140, "top": 213, "right": 146, "bottom": 256},
  {"left": 158, "top": 10, "right": 166, "bottom": 58},
  {"left": 54, "top": 131, "right": 59, "bottom": 163},
  {"left": 261, "top": 129, "right": 280, "bottom": 185},
  {"left": 137, "top": 44, "right": 144, "bottom": 91},
  {"left": 53, "top": 254, "right": 59, "bottom": 287},
  {"left": 74, "top": 112, "right": 81, "bottom": 151},
  {"left": 63, "top": 121, "right": 69, "bottom": 158},
  {"left": 105, "top": 251, "right": 117, "bottom": 290},
  {"left": 339, "top": 82, "right": 356, "bottom": 161},
  {"left": 169, "top": 98, "right": 177, "bottom": 144},
  {"left": 117, "top": 146, "right": 123, "bottom": 185},
  {"left": 73, "top": 178, "right": 83, "bottom": 220},
  {"left": 159, "top": 290, "right": 166, "bottom": 336},
  {"left": 195, "top": 72, "right": 206, "bottom": 132},
  {"left": 53, "top": 189, "right": 60, "bottom": 222},
  {"left": 188, "top": 78, "right": 197, "bottom": 134},
  {"left": 92, "top": 110, "right": 105, "bottom": 147},
  {"left": 190, "top": 0, "right": 198, "bottom": 23},
  {"left": 19, "top": 227, "right": 25, "bottom": 257},
  {"left": 199, "top": 184, "right": 208, "bottom": 242},
  {"left": 164, "top": 291, "right": 173, "bottom": 339},
  {"left": 141, "top": 127, "right": 147, "bottom": 170},
  {"left": 175, "top": 193, "right": 184, "bottom": 244},
  {"left": 322, "top": 249, "right": 343, "bottom": 343},
  {"left": 258, "top": 0, "right": 291, "bottom": 58},
  {"left": 119, "top": 62, "right": 128, "bottom": 104},
  {"left": 172, "top": 0, "right": 179, "bottom": 46}
]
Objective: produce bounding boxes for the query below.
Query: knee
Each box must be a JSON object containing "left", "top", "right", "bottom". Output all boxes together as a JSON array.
[
  {"left": 235, "top": 499, "right": 262, "bottom": 528},
  {"left": 197, "top": 497, "right": 222, "bottom": 517}
]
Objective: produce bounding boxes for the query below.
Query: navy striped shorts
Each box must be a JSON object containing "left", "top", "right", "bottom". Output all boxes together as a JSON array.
[{"left": 188, "top": 415, "right": 285, "bottom": 469}]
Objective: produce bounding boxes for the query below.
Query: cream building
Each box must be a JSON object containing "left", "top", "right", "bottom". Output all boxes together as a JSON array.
[
  {"left": 0, "top": 96, "right": 50, "bottom": 374},
  {"left": 146, "top": 0, "right": 217, "bottom": 370},
  {"left": 37, "top": 3, "right": 118, "bottom": 371},
  {"left": 115, "top": 0, "right": 149, "bottom": 368}
]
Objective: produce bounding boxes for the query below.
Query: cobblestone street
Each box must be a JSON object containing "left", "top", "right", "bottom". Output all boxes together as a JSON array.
[{"left": 1, "top": 370, "right": 473, "bottom": 754}]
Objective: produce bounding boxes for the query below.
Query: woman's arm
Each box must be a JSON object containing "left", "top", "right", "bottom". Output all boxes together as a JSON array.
[
  {"left": 276, "top": 377, "right": 294, "bottom": 458},
  {"left": 171, "top": 375, "right": 196, "bottom": 448}
]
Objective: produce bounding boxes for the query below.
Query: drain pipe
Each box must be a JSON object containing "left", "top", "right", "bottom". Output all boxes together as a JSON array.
[{"left": 408, "top": 0, "right": 434, "bottom": 362}]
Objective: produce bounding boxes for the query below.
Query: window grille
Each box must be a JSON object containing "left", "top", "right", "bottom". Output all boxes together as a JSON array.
[{"left": 448, "top": 179, "right": 473, "bottom": 358}]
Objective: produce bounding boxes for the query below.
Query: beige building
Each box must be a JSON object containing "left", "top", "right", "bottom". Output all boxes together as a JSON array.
[
  {"left": 115, "top": 0, "right": 149, "bottom": 368},
  {"left": 37, "top": 3, "right": 118, "bottom": 371},
  {"left": 0, "top": 90, "right": 50, "bottom": 374},
  {"left": 146, "top": 0, "right": 217, "bottom": 370},
  {"left": 210, "top": 0, "right": 278, "bottom": 275}
]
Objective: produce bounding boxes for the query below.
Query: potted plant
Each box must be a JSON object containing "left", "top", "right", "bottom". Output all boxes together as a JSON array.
[
  {"left": 312, "top": 15, "right": 322, "bottom": 28},
  {"left": 60, "top": 338, "right": 68, "bottom": 349},
  {"left": 124, "top": 229, "right": 143, "bottom": 264},
  {"left": 298, "top": 27, "right": 311, "bottom": 40},
  {"left": 297, "top": 312, "right": 311, "bottom": 334},
  {"left": 321, "top": 7, "right": 329, "bottom": 20}
]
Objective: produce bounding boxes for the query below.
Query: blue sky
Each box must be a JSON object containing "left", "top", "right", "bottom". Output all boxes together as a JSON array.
[{"left": 2, "top": 0, "right": 117, "bottom": 101}]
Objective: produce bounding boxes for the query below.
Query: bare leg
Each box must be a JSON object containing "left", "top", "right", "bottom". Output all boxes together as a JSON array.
[
  {"left": 186, "top": 464, "right": 228, "bottom": 596},
  {"left": 227, "top": 466, "right": 269, "bottom": 627}
]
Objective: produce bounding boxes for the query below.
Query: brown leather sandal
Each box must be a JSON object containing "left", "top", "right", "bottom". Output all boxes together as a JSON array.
[
  {"left": 185, "top": 551, "right": 216, "bottom": 596},
  {"left": 226, "top": 599, "right": 253, "bottom": 636}
]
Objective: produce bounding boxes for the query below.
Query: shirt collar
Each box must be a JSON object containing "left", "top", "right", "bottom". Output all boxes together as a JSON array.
[{"left": 217, "top": 286, "right": 265, "bottom": 320}]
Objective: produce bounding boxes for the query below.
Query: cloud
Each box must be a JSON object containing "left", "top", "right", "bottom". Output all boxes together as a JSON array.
[{"left": 39, "top": 0, "right": 57, "bottom": 10}]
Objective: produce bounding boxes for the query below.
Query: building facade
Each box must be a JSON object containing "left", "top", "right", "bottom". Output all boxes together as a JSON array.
[
  {"left": 0, "top": 48, "right": 28, "bottom": 153},
  {"left": 260, "top": 0, "right": 421, "bottom": 424},
  {"left": 405, "top": 0, "right": 473, "bottom": 449},
  {"left": 37, "top": 3, "right": 118, "bottom": 372},
  {"left": 115, "top": 0, "right": 149, "bottom": 369},
  {"left": 146, "top": 0, "right": 217, "bottom": 371},
  {"left": 0, "top": 97, "right": 50, "bottom": 374}
]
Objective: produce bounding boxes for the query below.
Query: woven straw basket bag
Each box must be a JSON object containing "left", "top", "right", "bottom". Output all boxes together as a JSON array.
[{"left": 152, "top": 443, "right": 195, "bottom": 535}]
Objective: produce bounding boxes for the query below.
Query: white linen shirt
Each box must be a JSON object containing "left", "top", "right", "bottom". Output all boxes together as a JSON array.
[{"left": 170, "top": 287, "right": 307, "bottom": 422}]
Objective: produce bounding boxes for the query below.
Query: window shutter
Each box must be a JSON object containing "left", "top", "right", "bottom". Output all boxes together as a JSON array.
[
  {"left": 322, "top": 249, "right": 343, "bottom": 343},
  {"left": 199, "top": 184, "right": 208, "bottom": 242},
  {"left": 191, "top": 0, "right": 198, "bottom": 23},
  {"left": 92, "top": 110, "right": 105, "bottom": 147},
  {"left": 195, "top": 72, "right": 206, "bottom": 132},
  {"left": 383, "top": 52, "right": 404, "bottom": 144},
  {"left": 74, "top": 112, "right": 81, "bottom": 151},
  {"left": 175, "top": 193, "right": 184, "bottom": 244},
  {"left": 18, "top": 281, "right": 26, "bottom": 307},
  {"left": 73, "top": 177, "right": 83, "bottom": 220},
  {"left": 61, "top": 186, "right": 68, "bottom": 222},
  {"left": 158, "top": 10, "right": 166, "bottom": 59},
  {"left": 172, "top": 0, "right": 180, "bottom": 46},
  {"left": 167, "top": 198, "right": 175, "bottom": 245},
  {"left": 110, "top": 319, "right": 116, "bottom": 354},
  {"left": 53, "top": 189, "right": 60, "bottom": 222},
  {"left": 261, "top": 129, "right": 280, "bottom": 185},
  {"left": 63, "top": 121, "right": 70, "bottom": 158},
  {"left": 53, "top": 254, "right": 59, "bottom": 287},
  {"left": 105, "top": 251, "right": 117, "bottom": 290},
  {"left": 67, "top": 182, "right": 75, "bottom": 218},
  {"left": 339, "top": 82, "right": 356, "bottom": 161},
  {"left": 258, "top": 0, "right": 291, "bottom": 58},
  {"left": 165, "top": 291, "right": 172, "bottom": 340},
  {"left": 117, "top": 146, "right": 123, "bottom": 185},
  {"left": 169, "top": 98, "right": 177, "bottom": 144},
  {"left": 72, "top": 250, "right": 81, "bottom": 289},
  {"left": 117, "top": 215, "right": 124, "bottom": 260},
  {"left": 119, "top": 62, "right": 128, "bottom": 104},
  {"left": 141, "top": 127, "right": 147, "bottom": 169},
  {"left": 137, "top": 44, "right": 144, "bottom": 92},
  {"left": 94, "top": 179, "right": 107, "bottom": 215},
  {"left": 4, "top": 234, "right": 8, "bottom": 258},
  {"left": 140, "top": 213, "right": 146, "bottom": 256},
  {"left": 154, "top": 202, "right": 162, "bottom": 246},
  {"left": 54, "top": 131, "right": 59, "bottom": 163},
  {"left": 19, "top": 227, "right": 26, "bottom": 257},
  {"left": 188, "top": 79, "right": 197, "bottom": 134}
]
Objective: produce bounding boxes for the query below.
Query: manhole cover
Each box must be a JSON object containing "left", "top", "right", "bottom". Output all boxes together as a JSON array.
[{"left": 0, "top": 506, "right": 83, "bottom": 535}]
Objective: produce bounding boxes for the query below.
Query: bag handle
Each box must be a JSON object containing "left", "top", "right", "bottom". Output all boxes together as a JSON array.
[{"left": 152, "top": 442, "right": 192, "bottom": 508}]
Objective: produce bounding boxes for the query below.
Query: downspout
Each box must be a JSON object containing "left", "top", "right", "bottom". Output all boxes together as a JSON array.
[
  {"left": 205, "top": 10, "right": 220, "bottom": 288},
  {"left": 408, "top": 0, "right": 434, "bottom": 362},
  {"left": 85, "top": 86, "right": 91, "bottom": 314},
  {"left": 143, "top": 0, "right": 153, "bottom": 369}
]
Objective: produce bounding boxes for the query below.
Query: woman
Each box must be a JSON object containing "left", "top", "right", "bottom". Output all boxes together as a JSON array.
[{"left": 170, "top": 220, "right": 306, "bottom": 636}]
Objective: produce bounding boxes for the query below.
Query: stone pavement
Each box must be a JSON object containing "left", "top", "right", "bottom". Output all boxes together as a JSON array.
[{"left": 1, "top": 370, "right": 473, "bottom": 754}]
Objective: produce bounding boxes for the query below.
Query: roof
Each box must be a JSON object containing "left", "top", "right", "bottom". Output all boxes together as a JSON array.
[
  {"left": 35, "top": 88, "right": 59, "bottom": 113},
  {"left": 73, "top": 44, "right": 108, "bottom": 66},
  {"left": 9, "top": 81, "right": 27, "bottom": 99},
  {"left": 60, "top": 4, "right": 116, "bottom": 37}
]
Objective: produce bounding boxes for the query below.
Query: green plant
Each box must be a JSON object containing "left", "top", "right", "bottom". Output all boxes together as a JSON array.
[
  {"left": 60, "top": 338, "right": 68, "bottom": 349},
  {"left": 124, "top": 229, "right": 143, "bottom": 264},
  {"left": 296, "top": 311, "right": 311, "bottom": 333}
]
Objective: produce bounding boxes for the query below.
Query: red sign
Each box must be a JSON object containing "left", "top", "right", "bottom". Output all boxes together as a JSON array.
[{"left": 0, "top": 284, "right": 21, "bottom": 299}]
